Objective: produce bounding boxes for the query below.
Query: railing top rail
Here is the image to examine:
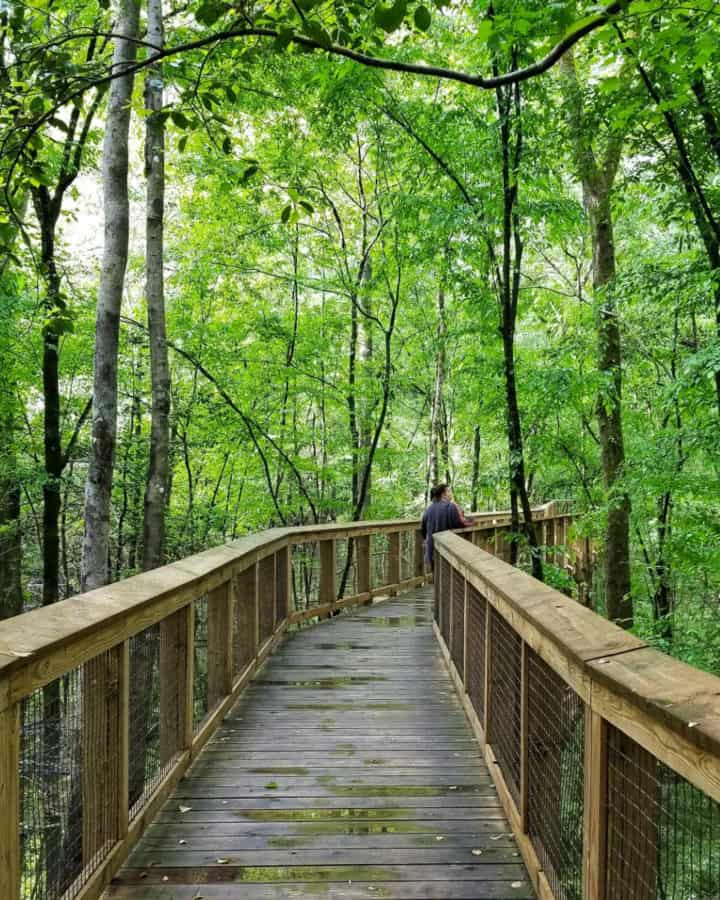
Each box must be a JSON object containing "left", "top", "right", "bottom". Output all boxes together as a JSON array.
[
  {"left": 0, "top": 502, "right": 564, "bottom": 709},
  {"left": 435, "top": 530, "right": 720, "bottom": 800}
]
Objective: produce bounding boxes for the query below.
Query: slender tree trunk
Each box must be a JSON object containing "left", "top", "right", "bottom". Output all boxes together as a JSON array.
[
  {"left": 592, "top": 196, "right": 632, "bottom": 625},
  {"left": 429, "top": 284, "right": 447, "bottom": 486},
  {"left": 81, "top": 0, "right": 140, "bottom": 592},
  {"left": 0, "top": 411, "right": 22, "bottom": 618},
  {"left": 470, "top": 424, "right": 481, "bottom": 512},
  {"left": 142, "top": 0, "right": 170, "bottom": 572},
  {"left": 495, "top": 75, "right": 542, "bottom": 580},
  {"left": 561, "top": 51, "right": 632, "bottom": 626}
]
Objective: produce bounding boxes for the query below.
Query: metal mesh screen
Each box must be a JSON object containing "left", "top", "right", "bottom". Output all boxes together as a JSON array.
[
  {"left": 527, "top": 648, "right": 584, "bottom": 900},
  {"left": 232, "top": 569, "right": 256, "bottom": 678},
  {"left": 336, "top": 538, "right": 358, "bottom": 599},
  {"left": 193, "top": 595, "right": 209, "bottom": 732},
  {"left": 466, "top": 583, "right": 487, "bottom": 723},
  {"left": 450, "top": 569, "right": 465, "bottom": 674},
  {"left": 488, "top": 608, "right": 522, "bottom": 806},
  {"left": 372, "top": 533, "right": 389, "bottom": 589},
  {"left": 20, "top": 652, "right": 121, "bottom": 899},
  {"left": 275, "top": 549, "right": 288, "bottom": 625},
  {"left": 292, "top": 542, "right": 319, "bottom": 611},
  {"left": 606, "top": 725, "right": 720, "bottom": 899},
  {"left": 439, "top": 557, "right": 451, "bottom": 643},
  {"left": 128, "top": 624, "right": 162, "bottom": 817},
  {"left": 258, "top": 554, "right": 275, "bottom": 643},
  {"left": 400, "top": 530, "right": 415, "bottom": 581}
]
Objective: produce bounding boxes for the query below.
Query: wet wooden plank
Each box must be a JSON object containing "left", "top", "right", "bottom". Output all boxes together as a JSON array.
[
  {"left": 106, "top": 879, "right": 535, "bottom": 898},
  {"left": 110, "top": 587, "right": 534, "bottom": 898}
]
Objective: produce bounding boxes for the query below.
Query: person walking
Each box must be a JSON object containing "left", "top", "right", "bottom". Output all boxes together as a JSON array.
[{"left": 421, "top": 483, "right": 464, "bottom": 571}]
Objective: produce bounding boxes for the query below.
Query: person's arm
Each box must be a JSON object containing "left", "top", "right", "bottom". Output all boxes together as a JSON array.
[{"left": 448, "top": 502, "right": 464, "bottom": 529}]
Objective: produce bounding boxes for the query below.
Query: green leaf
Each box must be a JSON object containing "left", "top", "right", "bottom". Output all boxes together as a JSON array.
[
  {"left": 178, "top": 135, "right": 188, "bottom": 153},
  {"left": 304, "top": 21, "right": 332, "bottom": 48},
  {"left": 299, "top": 200, "right": 315, "bottom": 214},
  {"left": 275, "top": 27, "right": 295, "bottom": 49},
  {"left": 414, "top": 4, "right": 431, "bottom": 30},
  {"left": 476, "top": 19, "right": 493, "bottom": 42},
  {"left": 281, "top": 205, "right": 293, "bottom": 224},
  {"left": 171, "top": 110, "right": 190, "bottom": 129},
  {"left": 195, "top": 0, "right": 226, "bottom": 26},
  {"left": 222, "top": 135, "right": 232, "bottom": 154},
  {"left": 241, "top": 164, "right": 259, "bottom": 183},
  {"left": 374, "top": 0, "right": 407, "bottom": 33}
]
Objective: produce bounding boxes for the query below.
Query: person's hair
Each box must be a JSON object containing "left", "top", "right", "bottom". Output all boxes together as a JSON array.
[{"left": 430, "top": 483, "right": 449, "bottom": 502}]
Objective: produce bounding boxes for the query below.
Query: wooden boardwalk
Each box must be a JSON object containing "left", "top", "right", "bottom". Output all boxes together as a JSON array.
[{"left": 107, "top": 586, "right": 534, "bottom": 899}]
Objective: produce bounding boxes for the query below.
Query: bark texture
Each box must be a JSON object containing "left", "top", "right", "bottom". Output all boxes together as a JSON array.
[
  {"left": 82, "top": 0, "right": 141, "bottom": 592},
  {"left": 561, "top": 51, "right": 632, "bottom": 627},
  {"left": 142, "top": 0, "right": 170, "bottom": 572}
]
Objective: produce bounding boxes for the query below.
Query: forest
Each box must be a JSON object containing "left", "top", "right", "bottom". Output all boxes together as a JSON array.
[{"left": 1, "top": 0, "right": 720, "bottom": 676}]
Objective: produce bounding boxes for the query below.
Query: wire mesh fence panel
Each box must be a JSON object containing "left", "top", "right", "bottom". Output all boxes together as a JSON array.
[
  {"left": 275, "top": 549, "right": 288, "bottom": 625},
  {"left": 466, "top": 584, "right": 487, "bottom": 723},
  {"left": 372, "top": 533, "right": 389, "bottom": 589},
  {"left": 606, "top": 725, "right": 720, "bottom": 900},
  {"left": 258, "top": 554, "right": 275, "bottom": 644},
  {"left": 128, "top": 623, "right": 165, "bottom": 818},
  {"left": 20, "top": 653, "right": 120, "bottom": 900},
  {"left": 335, "top": 538, "right": 358, "bottom": 600},
  {"left": 292, "top": 542, "right": 320, "bottom": 611},
  {"left": 439, "top": 557, "right": 451, "bottom": 643},
  {"left": 527, "top": 648, "right": 584, "bottom": 900},
  {"left": 488, "top": 608, "right": 522, "bottom": 807},
  {"left": 400, "top": 530, "right": 415, "bottom": 581},
  {"left": 451, "top": 570, "right": 465, "bottom": 674},
  {"left": 233, "top": 568, "right": 257, "bottom": 678},
  {"left": 193, "top": 595, "right": 209, "bottom": 733}
]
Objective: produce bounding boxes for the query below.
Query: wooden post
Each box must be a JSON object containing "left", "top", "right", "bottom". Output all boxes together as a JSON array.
[
  {"left": 83, "top": 648, "right": 123, "bottom": 864},
  {"left": 388, "top": 531, "right": 401, "bottom": 593},
  {"left": 118, "top": 640, "right": 129, "bottom": 838},
  {"left": 483, "top": 607, "right": 493, "bottom": 739},
  {"left": 583, "top": 708, "right": 608, "bottom": 900},
  {"left": 233, "top": 563, "right": 258, "bottom": 677},
  {"left": 357, "top": 535, "right": 371, "bottom": 595},
  {"left": 320, "top": 539, "right": 336, "bottom": 608},
  {"left": 160, "top": 604, "right": 194, "bottom": 761},
  {"left": 275, "top": 544, "right": 292, "bottom": 622},
  {"left": 0, "top": 701, "right": 20, "bottom": 900},
  {"left": 519, "top": 641, "right": 529, "bottom": 832},
  {"left": 462, "top": 579, "right": 469, "bottom": 688},
  {"left": 447, "top": 563, "right": 453, "bottom": 644},
  {"left": 414, "top": 528, "right": 425, "bottom": 578},
  {"left": 207, "top": 581, "right": 233, "bottom": 710}
]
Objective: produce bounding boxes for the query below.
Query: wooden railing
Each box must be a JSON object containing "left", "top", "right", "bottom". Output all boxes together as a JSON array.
[
  {"left": 0, "top": 501, "right": 575, "bottom": 900},
  {"left": 434, "top": 530, "right": 720, "bottom": 900}
]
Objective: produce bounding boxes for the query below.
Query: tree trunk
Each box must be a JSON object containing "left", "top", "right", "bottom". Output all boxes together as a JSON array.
[
  {"left": 82, "top": 0, "right": 140, "bottom": 592},
  {"left": 590, "top": 192, "right": 632, "bottom": 627},
  {"left": 560, "top": 50, "right": 632, "bottom": 627},
  {"left": 470, "top": 424, "right": 481, "bottom": 512},
  {"left": 0, "top": 412, "right": 22, "bottom": 619},
  {"left": 429, "top": 283, "right": 448, "bottom": 487},
  {"left": 142, "top": 0, "right": 170, "bottom": 572}
]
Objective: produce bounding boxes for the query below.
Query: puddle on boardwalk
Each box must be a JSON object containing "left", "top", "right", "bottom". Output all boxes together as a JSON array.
[
  {"left": 313, "top": 643, "right": 374, "bottom": 650},
  {"left": 312, "top": 776, "right": 481, "bottom": 797},
  {"left": 236, "top": 807, "right": 416, "bottom": 822},
  {"left": 256, "top": 676, "right": 388, "bottom": 689},
  {"left": 286, "top": 703, "right": 411, "bottom": 711},
  {"left": 354, "top": 615, "right": 431, "bottom": 627},
  {"left": 268, "top": 822, "right": 439, "bottom": 846}
]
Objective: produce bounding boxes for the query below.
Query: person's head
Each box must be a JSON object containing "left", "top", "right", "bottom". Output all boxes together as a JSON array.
[{"left": 430, "top": 483, "right": 452, "bottom": 502}]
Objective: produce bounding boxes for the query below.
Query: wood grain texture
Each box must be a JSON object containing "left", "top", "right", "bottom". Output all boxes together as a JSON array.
[{"left": 111, "top": 587, "right": 535, "bottom": 898}]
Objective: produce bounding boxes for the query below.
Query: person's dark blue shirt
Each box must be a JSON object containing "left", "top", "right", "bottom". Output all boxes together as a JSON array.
[{"left": 421, "top": 500, "right": 463, "bottom": 566}]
